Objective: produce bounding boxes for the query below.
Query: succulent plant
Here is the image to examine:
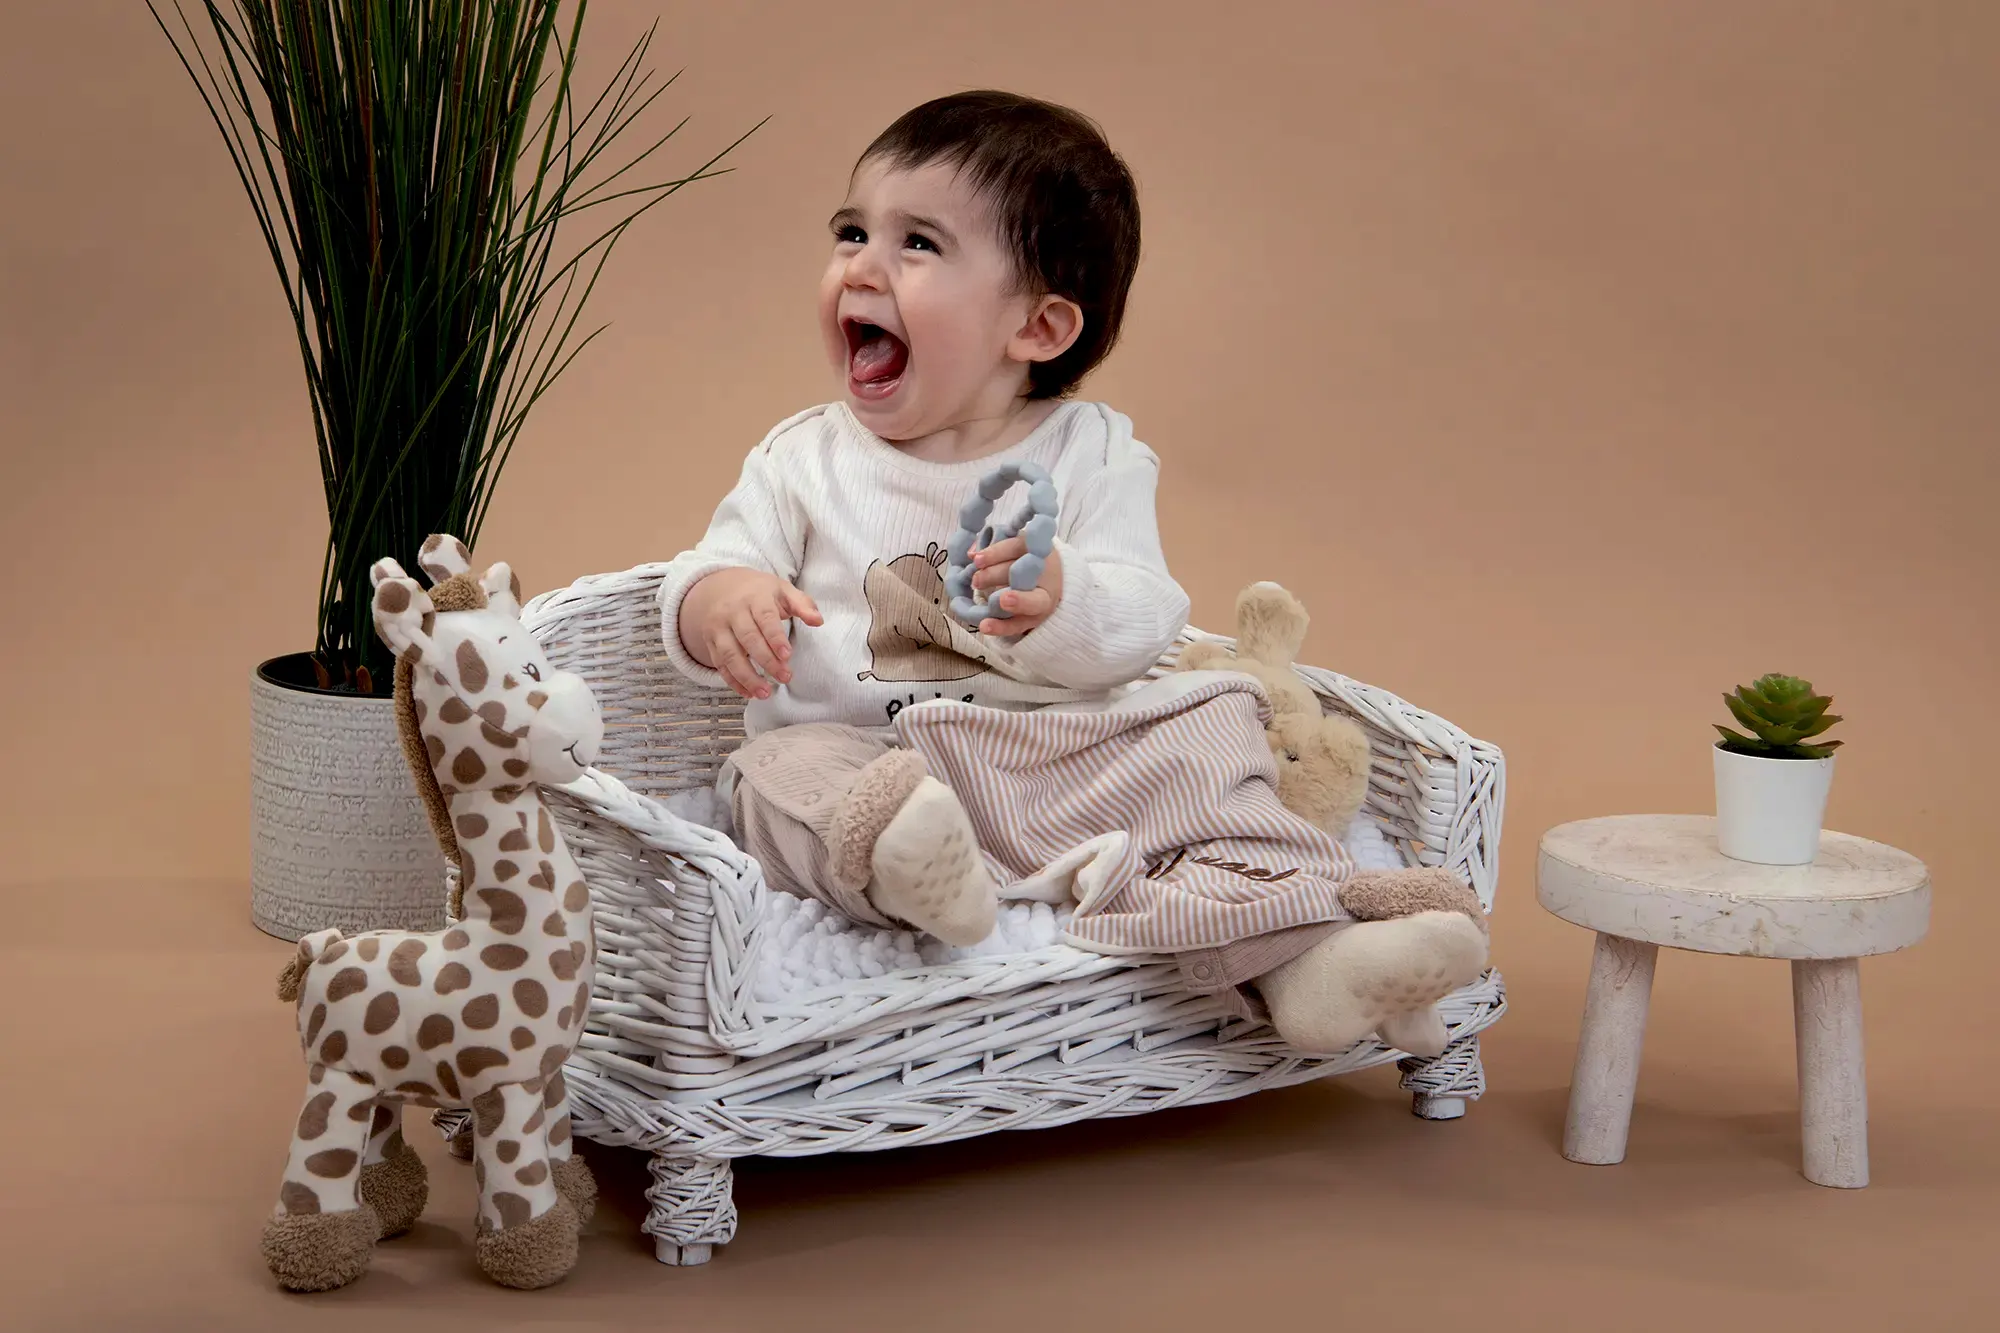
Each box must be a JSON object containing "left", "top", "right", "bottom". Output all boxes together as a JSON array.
[{"left": 1715, "top": 673, "right": 1844, "bottom": 760}]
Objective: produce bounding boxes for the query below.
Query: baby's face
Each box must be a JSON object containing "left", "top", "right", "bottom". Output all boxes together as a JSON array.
[{"left": 820, "top": 158, "right": 1040, "bottom": 441}]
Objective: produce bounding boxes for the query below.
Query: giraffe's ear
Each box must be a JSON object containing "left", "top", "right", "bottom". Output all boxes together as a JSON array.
[
  {"left": 417, "top": 534, "right": 474, "bottom": 585},
  {"left": 479, "top": 561, "right": 523, "bottom": 620},
  {"left": 372, "top": 575, "right": 437, "bottom": 661}
]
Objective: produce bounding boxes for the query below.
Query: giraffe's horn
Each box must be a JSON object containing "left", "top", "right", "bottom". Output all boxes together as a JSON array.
[{"left": 418, "top": 534, "right": 474, "bottom": 584}]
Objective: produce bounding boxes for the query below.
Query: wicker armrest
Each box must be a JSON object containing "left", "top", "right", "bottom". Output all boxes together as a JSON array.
[
  {"left": 545, "top": 766, "right": 769, "bottom": 1079},
  {"left": 1158, "top": 631, "right": 1506, "bottom": 913},
  {"left": 560, "top": 767, "right": 746, "bottom": 878}
]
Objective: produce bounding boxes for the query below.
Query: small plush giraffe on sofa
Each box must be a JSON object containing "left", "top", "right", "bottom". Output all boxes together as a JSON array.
[{"left": 262, "top": 535, "right": 606, "bottom": 1292}]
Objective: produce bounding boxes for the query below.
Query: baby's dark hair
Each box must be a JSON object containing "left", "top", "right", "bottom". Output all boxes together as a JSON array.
[{"left": 858, "top": 90, "right": 1141, "bottom": 400}]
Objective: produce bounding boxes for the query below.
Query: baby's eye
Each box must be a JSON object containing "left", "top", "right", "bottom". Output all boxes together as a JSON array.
[
  {"left": 904, "top": 232, "right": 939, "bottom": 253},
  {"left": 833, "top": 224, "right": 866, "bottom": 246}
]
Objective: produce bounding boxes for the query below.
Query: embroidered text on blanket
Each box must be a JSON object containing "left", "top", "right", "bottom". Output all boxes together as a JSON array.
[{"left": 1145, "top": 845, "right": 1302, "bottom": 884}]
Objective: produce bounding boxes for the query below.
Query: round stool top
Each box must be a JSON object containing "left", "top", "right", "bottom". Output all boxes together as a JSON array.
[{"left": 1537, "top": 814, "right": 1929, "bottom": 959}]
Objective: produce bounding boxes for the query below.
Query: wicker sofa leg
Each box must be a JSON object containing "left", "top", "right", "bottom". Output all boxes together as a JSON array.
[
  {"left": 430, "top": 1096, "right": 476, "bottom": 1152},
  {"left": 646, "top": 1155, "right": 738, "bottom": 1266},
  {"left": 1398, "top": 1032, "right": 1487, "bottom": 1120},
  {"left": 430, "top": 1107, "right": 475, "bottom": 1158}
]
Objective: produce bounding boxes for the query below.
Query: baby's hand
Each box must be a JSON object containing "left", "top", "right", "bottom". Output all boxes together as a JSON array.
[
  {"left": 970, "top": 539, "right": 1064, "bottom": 636},
  {"left": 683, "top": 568, "right": 823, "bottom": 700}
]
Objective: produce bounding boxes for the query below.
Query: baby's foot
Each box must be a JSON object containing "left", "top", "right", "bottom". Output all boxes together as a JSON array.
[
  {"left": 866, "top": 777, "right": 999, "bottom": 947},
  {"left": 1255, "top": 910, "right": 1486, "bottom": 1056},
  {"left": 1376, "top": 1005, "right": 1451, "bottom": 1057}
]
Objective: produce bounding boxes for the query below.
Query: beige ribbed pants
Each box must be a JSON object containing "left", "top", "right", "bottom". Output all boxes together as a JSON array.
[{"left": 720, "top": 723, "right": 918, "bottom": 930}]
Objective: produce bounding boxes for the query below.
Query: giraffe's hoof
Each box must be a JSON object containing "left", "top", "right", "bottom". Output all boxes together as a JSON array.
[
  {"left": 358, "top": 1136, "right": 429, "bottom": 1239},
  {"left": 474, "top": 1195, "right": 581, "bottom": 1290},
  {"left": 552, "top": 1153, "right": 599, "bottom": 1226},
  {"left": 261, "top": 1204, "right": 381, "bottom": 1293},
  {"left": 447, "top": 1123, "right": 475, "bottom": 1161}
]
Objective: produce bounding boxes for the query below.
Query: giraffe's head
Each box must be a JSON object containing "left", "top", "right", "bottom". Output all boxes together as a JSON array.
[{"left": 368, "top": 535, "right": 603, "bottom": 796}]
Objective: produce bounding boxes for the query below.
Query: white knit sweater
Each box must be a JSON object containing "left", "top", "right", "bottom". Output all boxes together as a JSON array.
[{"left": 657, "top": 400, "right": 1191, "bottom": 739}]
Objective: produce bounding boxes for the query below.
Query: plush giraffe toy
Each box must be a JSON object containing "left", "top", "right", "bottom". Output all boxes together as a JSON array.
[{"left": 262, "top": 535, "right": 605, "bottom": 1293}]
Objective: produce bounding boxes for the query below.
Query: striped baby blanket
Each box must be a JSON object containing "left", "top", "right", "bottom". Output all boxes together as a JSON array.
[{"left": 893, "top": 671, "right": 1357, "bottom": 956}]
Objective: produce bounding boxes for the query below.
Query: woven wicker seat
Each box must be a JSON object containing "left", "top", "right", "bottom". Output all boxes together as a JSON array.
[{"left": 440, "top": 562, "right": 1509, "bottom": 1265}]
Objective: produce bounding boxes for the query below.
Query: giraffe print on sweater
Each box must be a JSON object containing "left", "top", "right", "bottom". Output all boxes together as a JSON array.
[{"left": 263, "top": 535, "right": 606, "bottom": 1292}]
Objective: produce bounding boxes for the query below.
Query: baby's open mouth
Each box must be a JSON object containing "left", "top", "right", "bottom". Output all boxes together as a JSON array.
[{"left": 843, "top": 318, "right": 909, "bottom": 400}]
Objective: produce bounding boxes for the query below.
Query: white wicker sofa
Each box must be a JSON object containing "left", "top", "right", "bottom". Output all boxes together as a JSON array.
[{"left": 445, "top": 562, "right": 1508, "bottom": 1265}]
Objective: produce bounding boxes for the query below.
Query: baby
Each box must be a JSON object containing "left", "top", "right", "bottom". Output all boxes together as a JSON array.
[
  {"left": 659, "top": 92, "right": 1488, "bottom": 1050},
  {"left": 659, "top": 91, "right": 1187, "bottom": 946}
]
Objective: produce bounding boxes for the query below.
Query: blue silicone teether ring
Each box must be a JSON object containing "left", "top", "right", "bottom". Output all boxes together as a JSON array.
[{"left": 944, "top": 461, "right": 1060, "bottom": 629}]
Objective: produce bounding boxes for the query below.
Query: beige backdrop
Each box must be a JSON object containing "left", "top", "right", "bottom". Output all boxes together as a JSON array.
[{"left": 3, "top": 2, "right": 1996, "bottom": 1329}]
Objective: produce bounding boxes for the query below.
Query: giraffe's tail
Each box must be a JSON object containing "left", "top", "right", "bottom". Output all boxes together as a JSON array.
[{"left": 276, "top": 929, "right": 344, "bottom": 1003}]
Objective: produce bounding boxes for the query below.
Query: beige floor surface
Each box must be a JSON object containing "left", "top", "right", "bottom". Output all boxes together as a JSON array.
[{"left": 4, "top": 874, "right": 1991, "bottom": 1333}]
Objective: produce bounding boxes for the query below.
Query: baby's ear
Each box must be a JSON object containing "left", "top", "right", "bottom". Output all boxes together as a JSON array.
[
  {"left": 372, "top": 575, "right": 437, "bottom": 662},
  {"left": 479, "top": 561, "right": 523, "bottom": 620},
  {"left": 417, "top": 533, "right": 474, "bottom": 585}
]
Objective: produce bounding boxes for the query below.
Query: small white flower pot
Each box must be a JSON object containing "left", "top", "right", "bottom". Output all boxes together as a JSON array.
[{"left": 1713, "top": 744, "right": 1836, "bottom": 865}]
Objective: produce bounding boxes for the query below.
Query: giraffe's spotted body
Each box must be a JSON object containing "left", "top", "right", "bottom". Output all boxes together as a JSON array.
[{"left": 263, "top": 535, "right": 605, "bottom": 1292}]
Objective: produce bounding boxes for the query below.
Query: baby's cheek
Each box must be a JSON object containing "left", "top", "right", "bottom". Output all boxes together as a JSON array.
[
  {"left": 910, "top": 303, "right": 985, "bottom": 376},
  {"left": 816, "top": 289, "right": 847, "bottom": 361}
]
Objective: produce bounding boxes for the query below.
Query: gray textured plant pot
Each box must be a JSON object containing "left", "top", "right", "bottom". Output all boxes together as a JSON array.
[{"left": 249, "top": 653, "right": 448, "bottom": 941}]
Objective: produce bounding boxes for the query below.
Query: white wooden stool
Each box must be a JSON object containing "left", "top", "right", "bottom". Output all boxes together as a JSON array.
[{"left": 1538, "top": 814, "right": 1929, "bottom": 1188}]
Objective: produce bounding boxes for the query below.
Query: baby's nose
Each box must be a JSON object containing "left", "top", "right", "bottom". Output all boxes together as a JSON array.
[{"left": 843, "top": 247, "right": 888, "bottom": 288}]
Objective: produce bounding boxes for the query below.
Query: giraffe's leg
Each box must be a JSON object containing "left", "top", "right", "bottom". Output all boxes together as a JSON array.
[
  {"left": 261, "top": 1067, "right": 381, "bottom": 1293},
  {"left": 542, "top": 1069, "right": 598, "bottom": 1225},
  {"left": 356, "top": 1101, "right": 429, "bottom": 1239},
  {"left": 468, "top": 1081, "right": 581, "bottom": 1290}
]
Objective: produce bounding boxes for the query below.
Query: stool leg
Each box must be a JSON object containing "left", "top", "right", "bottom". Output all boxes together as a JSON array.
[
  {"left": 1792, "top": 957, "right": 1868, "bottom": 1188},
  {"left": 1563, "top": 933, "right": 1658, "bottom": 1165}
]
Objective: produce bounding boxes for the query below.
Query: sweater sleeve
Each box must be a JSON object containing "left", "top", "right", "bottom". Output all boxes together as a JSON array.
[
  {"left": 995, "top": 444, "right": 1191, "bottom": 690},
  {"left": 656, "top": 437, "right": 805, "bottom": 689}
]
